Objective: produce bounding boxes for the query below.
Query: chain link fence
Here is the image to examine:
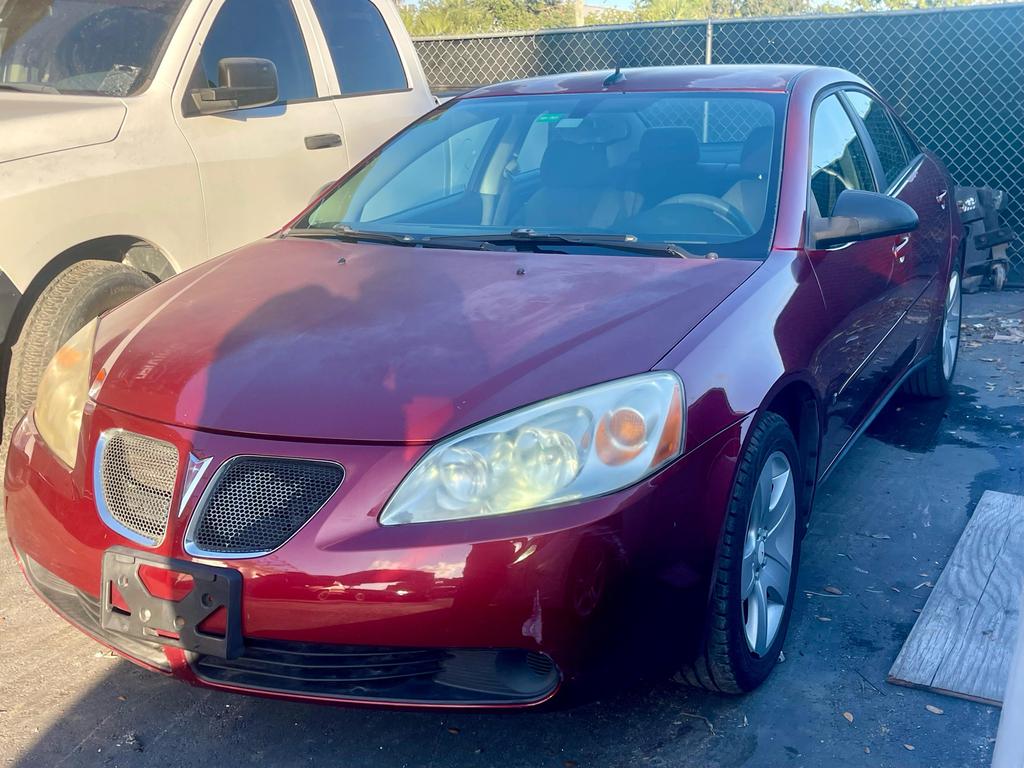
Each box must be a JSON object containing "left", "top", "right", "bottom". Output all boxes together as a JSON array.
[{"left": 415, "top": 4, "right": 1024, "bottom": 279}]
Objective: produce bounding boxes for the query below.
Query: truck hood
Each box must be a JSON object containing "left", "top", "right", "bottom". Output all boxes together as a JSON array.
[
  {"left": 0, "top": 93, "right": 125, "bottom": 164},
  {"left": 94, "top": 238, "right": 758, "bottom": 443}
]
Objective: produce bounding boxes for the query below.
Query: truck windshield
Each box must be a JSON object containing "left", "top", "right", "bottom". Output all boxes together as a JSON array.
[
  {"left": 0, "top": 0, "right": 187, "bottom": 96},
  {"left": 296, "top": 91, "right": 786, "bottom": 259}
]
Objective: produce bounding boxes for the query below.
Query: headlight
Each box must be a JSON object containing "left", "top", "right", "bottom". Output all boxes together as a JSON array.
[
  {"left": 380, "top": 372, "right": 684, "bottom": 525},
  {"left": 34, "top": 318, "right": 97, "bottom": 468}
]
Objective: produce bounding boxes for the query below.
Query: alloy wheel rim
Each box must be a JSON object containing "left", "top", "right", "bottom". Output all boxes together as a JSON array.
[
  {"left": 741, "top": 451, "right": 796, "bottom": 657},
  {"left": 942, "top": 271, "right": 961, "bottom": 380}
]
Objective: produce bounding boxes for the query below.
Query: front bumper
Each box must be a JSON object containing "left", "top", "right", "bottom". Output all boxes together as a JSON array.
[{"left": 5, "top": 403, "right": 747, "bottom": 708}]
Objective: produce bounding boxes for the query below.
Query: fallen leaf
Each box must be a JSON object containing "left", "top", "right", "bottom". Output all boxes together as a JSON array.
[
  {"left": 116, "top": 696, "right": 127, "bottom": 702},
  {"left": 926, "top": 704, "right": 944, "bottom": 715},
  {"left": 854, "top": 567, "right": 870, "bottom": 574},
  {"left": 825, "top": 586, "right": 843, "bottom": 595},
  {"left": 778, "top": 651, "right": 786, "bottom": 663},
  {"left": 914, "top": 581, "right": 934, "bottom": 590},
  {"left": 447, "top": 727, "right": 460, "bottom": 735},
  {"left": 864, "top": 746, "right": 871, "bottom": 754},
  {"left": 869, "top": 533, "right": 892, "bottom": 540},
  {"left": 904, "top": 744, "right": 915, "bottom": 751},
  {"left": 564, "top": 761, "right": 578, "bottom": 768},
  {"left": 817, "top": 616, "right": 832, "bottom": 622},
  {"left": 843, "top": 711, "right": 854, "bottom": 723}
]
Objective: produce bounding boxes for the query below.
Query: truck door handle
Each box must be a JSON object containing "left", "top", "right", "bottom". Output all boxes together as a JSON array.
[
  {"left": 936, "top": 189, "right": 948, "bottom": 209},
  {"left": 893, "top": 236, "right": 910, "bottom": 263},
  {"left": 305, "top": 133, "right": 342, "bottom": 150}
]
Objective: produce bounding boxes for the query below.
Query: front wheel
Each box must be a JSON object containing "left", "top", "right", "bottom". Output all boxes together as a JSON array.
[
  {"left": 904, "top": 268, "right": 961, "bottom": 399},
  {"left": 677, "top": 412, "right": 802, "bottom": 693},
  {"left": 3, "top": 260, "right": 154, "bottom": 460}
]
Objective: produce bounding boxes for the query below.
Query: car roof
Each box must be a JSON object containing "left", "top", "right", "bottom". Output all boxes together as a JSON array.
[{"left": 462, "top": 65, "right": 845, "bottom": 99}]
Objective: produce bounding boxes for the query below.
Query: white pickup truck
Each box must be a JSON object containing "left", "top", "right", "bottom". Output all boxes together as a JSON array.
[{"left": 0, "top": 0, "right": 434, "bottom": 451}]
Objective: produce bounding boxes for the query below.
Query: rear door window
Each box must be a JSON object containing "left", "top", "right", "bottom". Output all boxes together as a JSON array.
[
  {"left": 309, "top": 0, "right": 407, "bottom": 95},
  {"left": 809, "top": 94, "right": 875, "bottom": 217},
  {"left": 200, "top": 0, "right": 316, "bottom": 103},
  {"left": 845, "top": 91, "right": 909, "bottom": 189}
]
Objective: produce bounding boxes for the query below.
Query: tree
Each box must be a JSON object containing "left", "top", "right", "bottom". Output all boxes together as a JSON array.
[{"left": 399, "top": 0, "right": 1012, "bottom": 36}]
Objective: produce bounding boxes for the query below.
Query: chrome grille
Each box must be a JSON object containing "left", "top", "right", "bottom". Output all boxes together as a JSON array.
[
  {"left": 96, "top": 430, "right": 179, "bottom": 546},
  {"left": 186, "top": 458, "right": 343, "bottom": 557}
]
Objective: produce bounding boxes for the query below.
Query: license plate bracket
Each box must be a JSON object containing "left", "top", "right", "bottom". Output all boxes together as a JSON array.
[{"left": 101, "top": 546, "right": 242, "bottom": 659}]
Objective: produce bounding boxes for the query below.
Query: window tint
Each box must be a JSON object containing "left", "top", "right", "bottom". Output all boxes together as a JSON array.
[
  {"left": 310, "top": 0, "right": 407, "bottom": 95},
  {"left": 810, "top": 94, "right": 875, "bottom": 217},
  {"left": 200, "top": 0, "right": 315, "bottom": 103},
  {"left": 355, "top": 119, "right": 499, "bottom": 221},
  {"left": 845, "top": 91, "right": 908, "bottom": 189}
]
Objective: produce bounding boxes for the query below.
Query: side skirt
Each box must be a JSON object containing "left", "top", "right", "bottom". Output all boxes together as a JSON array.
[{"left": 818, "top": 356, "right": 931, "bottom": 486}]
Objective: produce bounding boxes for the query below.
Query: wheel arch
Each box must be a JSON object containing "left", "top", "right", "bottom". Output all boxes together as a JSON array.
[
  {"left": 759, "top": 374, "right": 822, "bottom": 527},
  {"left": 3, "top": 235, "right": 175, "bottom": 348}
]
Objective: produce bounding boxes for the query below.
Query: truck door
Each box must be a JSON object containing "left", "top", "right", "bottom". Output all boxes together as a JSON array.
[
  {"left": 302, "top": 0, "right": 435, "bottom": 164},
  {"left": 174, "top": 0, "right": 348, "bottom": 258}
]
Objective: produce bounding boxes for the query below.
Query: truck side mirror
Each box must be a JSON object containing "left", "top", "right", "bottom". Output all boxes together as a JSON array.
[{"left": 190, "top": 58, "right": 279, "bottom": 116}]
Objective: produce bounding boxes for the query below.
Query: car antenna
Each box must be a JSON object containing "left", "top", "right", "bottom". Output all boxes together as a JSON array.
[{"left": 603, "top": 66, "right": 625, "bottom": 87}]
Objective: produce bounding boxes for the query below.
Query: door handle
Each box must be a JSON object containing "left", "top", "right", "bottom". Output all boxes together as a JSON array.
[
  {"left": 936, "top": 189, "right": 948, "bottom": 209},
  {"left": 305, "top": 133, "right": 343, "bottom": 150},
  {"left": 893, "top": 236, "right": 910, "bottom": 263}
]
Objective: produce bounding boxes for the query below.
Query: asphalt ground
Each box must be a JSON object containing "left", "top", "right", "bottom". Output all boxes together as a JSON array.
[{"left": 1, "top": 290, "right": 1022, "bottom": 768}]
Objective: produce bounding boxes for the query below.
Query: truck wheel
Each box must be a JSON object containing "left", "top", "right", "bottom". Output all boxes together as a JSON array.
[
  {"left": 677, "top": 412, "right": 802, "bottom": 693},
  {"left": 3, "top": 260, "right": 154, "bottom": 460}
]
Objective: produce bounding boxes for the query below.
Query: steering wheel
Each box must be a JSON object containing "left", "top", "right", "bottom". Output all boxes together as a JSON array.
[{"left": 655, "top": 193, "right": 754, "bottom": 236}]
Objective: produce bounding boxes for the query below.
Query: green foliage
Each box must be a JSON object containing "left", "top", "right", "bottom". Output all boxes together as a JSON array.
[{"left": 399, "top": 0, "right": 1009, "bottom": 36}]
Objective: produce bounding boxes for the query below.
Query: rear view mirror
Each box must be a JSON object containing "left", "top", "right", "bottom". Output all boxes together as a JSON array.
[
  {"left": 811, "top": 189, "right": 919, "bottom": 250},
  {"left": 190, "top": 58, "right": 279, "bottom": 116}
]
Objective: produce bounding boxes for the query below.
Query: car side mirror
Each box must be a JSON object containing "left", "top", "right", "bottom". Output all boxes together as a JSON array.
[
  {"left": 810, "top": 189, "right": 919, "bottom": 250},
  {"left": 190, "top": 58, "right": 279, "bottom": 116}
]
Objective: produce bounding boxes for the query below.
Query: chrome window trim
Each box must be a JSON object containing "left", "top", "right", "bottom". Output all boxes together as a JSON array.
[{"left": 182, "top": 454, "right": 345, "bottom": 560}]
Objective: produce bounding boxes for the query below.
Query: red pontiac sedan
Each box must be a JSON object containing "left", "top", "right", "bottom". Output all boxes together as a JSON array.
[{"left": 6, "top": 66, "right": 961, "bottom": 707}]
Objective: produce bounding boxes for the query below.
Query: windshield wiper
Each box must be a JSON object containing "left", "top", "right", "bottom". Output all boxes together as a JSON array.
[
  {"left": 422, "top": 229, "right": 694, "bottom": 258},
  {"left": 285, "top": 225, "right": 420, "bottom": 247},
  {"left": 0, "top": 82, "right": 61, "bottom": 94}
]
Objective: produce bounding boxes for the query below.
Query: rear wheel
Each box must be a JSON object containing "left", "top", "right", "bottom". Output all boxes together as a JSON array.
[
  {"left": 3, "top": 260, "right": 154, "bottom": 460},
  {"left": 904, "top": 268, "right": 961, "bottom": 398},
  {"left": 678, "top": 412, "right": 802, "bottom": 693}
]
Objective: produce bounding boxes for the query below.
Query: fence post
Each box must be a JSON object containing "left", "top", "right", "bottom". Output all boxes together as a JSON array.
[{"left": 705, "top": 19, "right": 714, "bottom": 64}]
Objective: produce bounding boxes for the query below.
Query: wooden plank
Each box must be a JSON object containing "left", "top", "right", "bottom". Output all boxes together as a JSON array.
[
  {"left": 993, "top": 590, "right": 1024, "bottom": 767},
  {"left": 888, "top": 490, "right": 1024, "bottom": 705}
]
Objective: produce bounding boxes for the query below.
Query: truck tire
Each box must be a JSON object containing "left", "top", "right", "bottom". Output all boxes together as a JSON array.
[{"left": 3, "top": 260, "right": 154, "bottom": 462}]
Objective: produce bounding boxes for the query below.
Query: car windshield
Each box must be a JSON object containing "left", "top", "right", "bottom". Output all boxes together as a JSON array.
[
  {"left": 0, "top": 0, "right": 187, "bottom": 96},
  {"left": 297, "top": 90, "right": 786, "bottom": 258}
]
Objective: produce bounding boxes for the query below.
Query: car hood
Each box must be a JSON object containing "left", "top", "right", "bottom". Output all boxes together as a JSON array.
[
  {"left": 0, "top": 93, "right": 126, "bottom": 164},
  {"left": 94, "top": 238, "right": 758, "bottom": 443}
]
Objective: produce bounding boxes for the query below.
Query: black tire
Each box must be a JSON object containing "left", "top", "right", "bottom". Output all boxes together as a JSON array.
[
  {"left": 2, "top": 260, "right": 154, "bottom": 457},
  {"left": 904, "top": 267, "right": 961, "bottom": 399},
  {"left": 678, "top": 412, "right": 803, "bottom": 694}
]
